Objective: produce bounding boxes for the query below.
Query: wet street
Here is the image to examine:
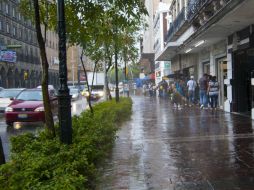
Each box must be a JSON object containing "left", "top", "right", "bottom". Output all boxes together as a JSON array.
[
  {"left": 0, "top": 97, "right": 87, "bottom": 161},
  {"left": 97, "top": 96, "right": 254, "bottom": 190}
]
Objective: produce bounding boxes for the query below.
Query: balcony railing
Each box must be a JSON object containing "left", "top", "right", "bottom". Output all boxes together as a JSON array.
[
  {"left": 187, "top": 0, "right": 231, "bottom": 22},
  {"left": 166, "top": 7, "right": 187, "bottom": 42},
  {"left": 187, "top": 0, "right": 210, "bottom": 21}
]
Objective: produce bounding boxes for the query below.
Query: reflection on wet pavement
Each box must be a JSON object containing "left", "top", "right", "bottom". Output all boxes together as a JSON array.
[
  {"left": 0, "top": 122, "right": 43, "bottom": 161},
  {"left": 97, "top": 96, "right": 254, "bottom": 190}
]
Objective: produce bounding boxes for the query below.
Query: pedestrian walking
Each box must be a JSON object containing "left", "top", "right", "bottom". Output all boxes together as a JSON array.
[
  {"left": 148, "top": 82, "right": 156, "bottom": 97},
  {"left": 207, "top": 75, "right": 213, "bottom": 108},
  {"left": 142, "top": 83, "right": 148, "bottom": 96},
  {"left": 208, "top": 76, "right": 219, "bottom": 109},
  {"left": 172, "top": 85, "right": 182, "bottom": 109},
  {"left": 199, "top": 73, "right": 208, "bottom": 109},
  {"left": 174, "top": 79, "right": 185, "bottom": 109},
  {"left": 187, "top": 76, "right": 197, "bottom": 106},
  {"left": 158, "top": 78, "right": 168, "bottom": 98}
]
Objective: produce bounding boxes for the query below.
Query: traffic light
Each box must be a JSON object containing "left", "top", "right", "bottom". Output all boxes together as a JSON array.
[{"left": 24, "top": 71, "right": 28, "bottom": 80}]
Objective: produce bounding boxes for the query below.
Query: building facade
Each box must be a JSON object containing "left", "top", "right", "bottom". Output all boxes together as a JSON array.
[
  {"left": 140, "top": 0, "right": 172, "bottom": 83},
  {"left": 67, "top": 45, "right": 95, "bottom": 85},
  {"left": 0, "top": 0, "right": 59, "bottom": 89},
  {"left": 153, "top": 1, "right": 172, "bottom": 85},
  {"left": 156, "top": 0, "right": 254, "bottom": 119}
]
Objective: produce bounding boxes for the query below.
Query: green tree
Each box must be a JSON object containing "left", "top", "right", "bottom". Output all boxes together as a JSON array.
[
  {"left": 19, "top": 0, "right": 55, "bottom": 136},
  {"left": 19, "top": 0, "right": 147, "bottom": 133}
]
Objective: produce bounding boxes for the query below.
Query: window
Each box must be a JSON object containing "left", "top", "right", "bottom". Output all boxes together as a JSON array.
[
  {"left": 30, "top": 47, "right": 33, "bottom": 56},
  {"left": 25, "top": 29, "right": 28, "bottom": 41},
  {"left": 12, "top": 7, "right": 16, "bottom": 18},
  {"left": 0, "top": 20, "right": 2, "bottom": 31},
  {"left": 25, "top": 46, "right": 28, "bottom": 56},
  {"left": 5, "top": 3, "right": 9, "bottom": 14},
  {"left": 18, "top": 13, "right": 21, "bottom": 20},
  {"left": 19, "top": 28, "right": 22, "bottom": 39},
  {"left": 29, "top": 31, "right": 32, "bottom": 42},
  {"left": 13, "top": 26, "right": 17, "bottom": 36},
  {"left": 6, "top": 23, "right": 10, "bottom": 33}
]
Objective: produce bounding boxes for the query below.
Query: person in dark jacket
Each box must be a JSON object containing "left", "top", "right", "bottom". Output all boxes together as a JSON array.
[{"left": 199, "top": 74, "right": 208, "bottom": 109}]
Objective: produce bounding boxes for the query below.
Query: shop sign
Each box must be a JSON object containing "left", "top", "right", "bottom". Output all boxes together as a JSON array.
[{"left": 0, "top": 50, "right": 16, "bottom": 63}]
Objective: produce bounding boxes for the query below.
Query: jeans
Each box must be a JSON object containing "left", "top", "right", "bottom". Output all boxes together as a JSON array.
[
  {"left": 199, "top": 90, "right": 208, "bottom": 107},
  {"left": 188, "top": 90, "right": 195, "bottom": 104},
  {"left": 210, "top": 94, "right": 218, "bottom": 108}
]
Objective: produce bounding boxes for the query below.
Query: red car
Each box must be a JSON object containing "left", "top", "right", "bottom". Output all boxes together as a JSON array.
[{"left": 5, "top": 88, "right": 58, "bottom": 126}]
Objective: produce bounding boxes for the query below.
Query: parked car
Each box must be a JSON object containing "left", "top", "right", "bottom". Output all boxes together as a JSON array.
[
  {"left": 5, "top": 88, "right": 58, "bottom": 126},
  {"left": 37, "top": 85, "right": 57, "bottom": 96},
  {"left": 37, "top": 85, "right": 55, "bottom": 90},
  {"left": 70, "top": 88, "right": 80, "bottom": 101},
  {"left": 0, "top": 88, "right": 25, "bottom": 114}
]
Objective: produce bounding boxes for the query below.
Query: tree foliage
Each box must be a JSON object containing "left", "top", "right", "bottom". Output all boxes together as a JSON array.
[{"left": 19, "top": 0, "right": 147, "bottom": 132}]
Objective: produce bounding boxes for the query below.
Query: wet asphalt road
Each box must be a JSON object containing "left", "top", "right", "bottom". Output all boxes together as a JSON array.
[
  {"left": 97, "top": 96, "right": 254, "bottom": 190},
  {"left": 0, "top": 97, "right": 87, "bottom": 161}
]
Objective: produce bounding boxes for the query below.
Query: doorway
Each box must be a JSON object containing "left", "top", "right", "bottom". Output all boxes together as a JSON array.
[
  {"left": 233, "top": 49, "right": 254, "bottom": 115},
  {"left": 203, "top": 62, "right": 210, "bottom": 75},
  {"left": 216, "top": 58, "right": 227, "bottom": 109}
]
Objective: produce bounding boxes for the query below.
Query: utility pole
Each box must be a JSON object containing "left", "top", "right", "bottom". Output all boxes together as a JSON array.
[
  {"left": 124, "top": 49, "right": 129, "bottom": 97},
  {"left": 114, "top": 26, "right": 119, "bottom": 102},
  {"left": 71, "top": 47, "right": 75, "bottom": 86},
  {"left": 103, "top": 62, "right": 108, "bottom": 100},
  {"left": 57, "top": 0, "right": 72, "bottom": 144}
]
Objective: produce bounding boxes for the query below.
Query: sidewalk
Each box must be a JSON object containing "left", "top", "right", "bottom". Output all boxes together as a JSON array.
[{"left": 97, "top": 96, "right": 254, "bottom": 190}]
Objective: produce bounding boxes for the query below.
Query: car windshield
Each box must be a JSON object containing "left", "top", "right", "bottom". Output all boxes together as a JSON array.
[
  {"left": 70, "top": 88, "right": 79, "bottom": 95},
  {"left": 0, "top": 89, "right": 23, "bottom": 98},
  {"left": 16, "top": 90, "right": 43, "bottom": 101}
]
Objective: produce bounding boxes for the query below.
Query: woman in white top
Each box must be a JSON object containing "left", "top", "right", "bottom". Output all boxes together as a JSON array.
[{"left": 207, "top": 76, "right": 219, "bottom": 109}]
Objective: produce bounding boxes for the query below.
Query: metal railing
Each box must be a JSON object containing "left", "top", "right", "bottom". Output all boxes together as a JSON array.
[
  {"left": 166, "top": 7, "right": 187, "bottom": 42},
  {"left": 187, "top": 0, "right": 210, "bottom": 21},
  {"left": 187, "top": 0, "right": 231, "bottom": 21}
]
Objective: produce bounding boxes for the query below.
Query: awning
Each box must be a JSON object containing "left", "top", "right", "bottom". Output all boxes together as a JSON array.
[
  {"left": 155, "top": 41, "right": 182, "bottom": 61},
  {"left": 167, "top": 73, "right": 184, "bottom": 78}
]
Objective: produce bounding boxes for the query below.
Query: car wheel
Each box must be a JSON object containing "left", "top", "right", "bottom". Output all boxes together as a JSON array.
[{"left": 6, "top": 122, "right": 13, "bottom": 126}]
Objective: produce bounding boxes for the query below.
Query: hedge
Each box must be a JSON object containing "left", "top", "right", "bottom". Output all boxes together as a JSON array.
[{"left": 0, "top": 97, "right": 132, "bottom": 190}]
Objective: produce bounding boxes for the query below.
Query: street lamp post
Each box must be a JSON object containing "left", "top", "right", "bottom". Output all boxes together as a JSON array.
[
  {"left": 0, "top": 137, "right": 5, "bottom": 165},
  {"left": 57, "top": 0, "right": 72, "bottom": 144}
]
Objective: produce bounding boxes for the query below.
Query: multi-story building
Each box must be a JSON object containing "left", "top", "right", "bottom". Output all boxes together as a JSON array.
[
  {"left": 0, "top": 0, "right": 59, "bottom": 89},
  {"left": 139, "top": 1, "right": 156, "bottom": 81},
  {"left": 67, "top": 45, "right": 94, "bottom": 85},
  {"left": 157, "top": 0, "right": 254, "bottom": 119},
  {"left": 153, "top": 1, "right": 172, "bottom": 85},
  {"left": 140, "top": 0, "right": 172, "bottom": 83}
]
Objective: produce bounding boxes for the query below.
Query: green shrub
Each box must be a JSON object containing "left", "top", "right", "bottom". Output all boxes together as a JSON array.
[{"left": 0, "top": 97, "right": 132, "bottom": 190}]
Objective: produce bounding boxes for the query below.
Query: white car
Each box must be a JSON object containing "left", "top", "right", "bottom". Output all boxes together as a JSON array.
[
  {"left": 70, "top": 88, "right": 80, "bottom": 101},
  {"left": 0, "top": 88, "right": 25, "bottom": 114}
]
